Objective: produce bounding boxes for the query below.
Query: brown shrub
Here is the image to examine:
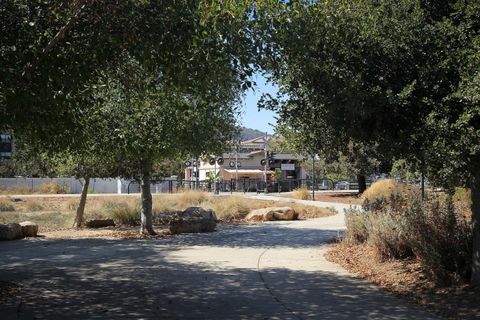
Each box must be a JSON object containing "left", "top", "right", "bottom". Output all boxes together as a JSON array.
[
  {"left": 25, "top": 200, "right": 44, "bottom": 212},
  {"left": 292, "top": 187, "right": 311, "bottom": 200},
  {"left": 0, "top": 198, "right": 15, "bottom": 212},
  {"left": 38, "top": 183, "right": 65, "bottom": 194}
]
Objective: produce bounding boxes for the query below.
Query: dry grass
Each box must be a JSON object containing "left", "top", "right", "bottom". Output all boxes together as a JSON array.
[
  {"left": 0, "top": 193, "right": 337, "bottom": 229},
  {"left": 362, "top": 179, "right": 417, "bottom": 204},
  {"left": 176, "top": 190, "right": 209, "bottom": 208},
  {"left": 0, "top": 198, "right": 15, "bottom": 212},
  {"left": 24, "top": 200, "right": 44, "bottom": 212},
  {"left": 0, "top": 183, "right": 66, "bottom": 195},
  {"left": 0, "top": 185, "right": 32, "bottom": 195},
  {"left": 209, "top": 196, "right": 251, "bottom": 220},
  {"left": 292, "top": 187, "right": 311, "bottom": 200},
  {"left": 37, "top": 183, "right": 65, "bottom": 194},
  {"left": 0, "top": 211, "right": 74, "bottom": 230},
  {"left": 63, "top": 198, "right": 79, "bottom": 211}
]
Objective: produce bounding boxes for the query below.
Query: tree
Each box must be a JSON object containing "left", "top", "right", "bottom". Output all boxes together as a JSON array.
[
  {"left": 257, "top": 0, "right": 480, "bottom": 284},
  {"left": 90, "top": 54, "right": 243, "bottom": 234},
  {"left": 3, "top": 1, "right": 257, "bottom": 235}
]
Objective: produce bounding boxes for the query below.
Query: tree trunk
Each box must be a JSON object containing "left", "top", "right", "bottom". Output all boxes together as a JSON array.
[
  {"left": 73, "top": 176, "right": 90, "bottom": 228},
  {"left": 357, "top": 174, "right": 367, "bottom": 195},
  {"left": 470, "top": 171, "right": 480, "bottom": 286},
  {"left": 140, "top": 159, "right": 156, "bottom": 235}
]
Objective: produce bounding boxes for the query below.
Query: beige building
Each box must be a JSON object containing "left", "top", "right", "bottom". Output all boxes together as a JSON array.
[{"left": 184, "top": 135, "right": 306, "bottom": 191}]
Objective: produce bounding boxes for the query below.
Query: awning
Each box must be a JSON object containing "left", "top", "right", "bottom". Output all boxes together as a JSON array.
[{"left": 223, "top": 169, "right": 274, "bottom": 174}]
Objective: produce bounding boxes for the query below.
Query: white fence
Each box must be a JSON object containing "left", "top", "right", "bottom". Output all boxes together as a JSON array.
[{"left": 0, "top": 177, "right": 123, "bottom": 194}]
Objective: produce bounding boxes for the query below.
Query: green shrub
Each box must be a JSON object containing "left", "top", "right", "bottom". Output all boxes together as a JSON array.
[
  {"left": 344, "top": 208, "right": 369, "bottom": 244},
  {"left": 344, "top": 193, "right": 472, "bottom": 284}
]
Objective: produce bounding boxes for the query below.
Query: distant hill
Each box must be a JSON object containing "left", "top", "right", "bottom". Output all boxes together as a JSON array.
[{"left": 238, "top": 127, "right": 266, "bottom": 141}]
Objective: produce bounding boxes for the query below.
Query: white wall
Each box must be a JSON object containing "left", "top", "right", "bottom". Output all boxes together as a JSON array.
[{"left": 0, "top": 177, "right": 120, "bottom": 194}]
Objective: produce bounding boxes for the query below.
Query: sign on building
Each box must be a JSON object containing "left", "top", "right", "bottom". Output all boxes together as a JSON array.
[{"left": 281, "top": 163, "right": 295, "bottom": 171}]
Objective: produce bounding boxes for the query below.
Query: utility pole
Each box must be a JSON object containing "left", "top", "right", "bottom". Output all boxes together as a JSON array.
[
  {"left": 235, "top": 140, "right": 239, "bottom": 191},
  {"left": 312, "top": 154, "right": 315, "bottom": 201},
  {"left": 264, "top": 132, "right": 268, "bottom": 194},
  {"left": 214, "top": 158, "right": 217, "bottom": 194}
]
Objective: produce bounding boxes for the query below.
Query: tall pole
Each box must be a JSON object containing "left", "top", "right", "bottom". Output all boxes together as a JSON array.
[
  {"left": 312, "top": 154, "right": 315, "bottom": 201},
  {"left": 195, "top": 157, "right": 199, "bottom": 190},
  {"left": 264, "top": 132, "right": 268, "bottom": 194},
  {"left": 235, "top": 141, "right": 239, "bottom": 191},
  {"left": 214, "top": 158, "right": 217, "bottom": 194}
]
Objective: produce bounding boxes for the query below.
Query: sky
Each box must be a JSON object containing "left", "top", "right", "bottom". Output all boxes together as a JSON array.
[{"left": 239, "top": 74, "right": 278, "bottom": 134}]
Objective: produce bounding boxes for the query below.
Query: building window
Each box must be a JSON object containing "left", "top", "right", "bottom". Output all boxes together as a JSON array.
[{"left": 0, "top": 133, "right": 12, "bottom": 159}]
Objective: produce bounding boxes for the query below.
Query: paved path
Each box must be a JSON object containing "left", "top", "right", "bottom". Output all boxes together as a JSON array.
[{"left": 0, "top": 197, "right": 439, "bottom": 319}]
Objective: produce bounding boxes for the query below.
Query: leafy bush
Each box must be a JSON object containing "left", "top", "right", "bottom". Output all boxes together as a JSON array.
[
  {"left": 292, "top": 187, "right": 311, "bottom": 200},
  {"left": 344, "top": 208, "right": 368, "bottom": 244},
  {"left": 344, "top": 193, "right": 472, "bottom": 284},
  {"left": 38, "top": 183, "right": 65, "bottom": 194},
  {"left": 0, "top": 198, "right": 15, "bottom": 212},
  {"left": 453, "top": 187, "right": 471, "bottom": 219}
]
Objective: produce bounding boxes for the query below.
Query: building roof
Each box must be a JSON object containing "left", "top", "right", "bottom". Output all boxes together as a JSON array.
[
  {"left": 223, "top": 169, "right": 274, "bottom": 174},
  {"left": 241, "top": 135, "right": 272, "bottom": 145}
]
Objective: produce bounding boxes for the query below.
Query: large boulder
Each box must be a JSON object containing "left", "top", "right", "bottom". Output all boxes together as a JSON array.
[
  {"left": 85, "top": 219, "right": 115, "bottom": 228},
  {"left": 0, "top": 223, "right": 23, "bottom": 240},
  {"left": 19, "top": 221, "right": 38, "bottom": 237},
  {"left": 169, "top": 207, "right": 217, "bottom": 234},
  {"left": 245, "top": 207, "right": 298, "bottom": 222}
]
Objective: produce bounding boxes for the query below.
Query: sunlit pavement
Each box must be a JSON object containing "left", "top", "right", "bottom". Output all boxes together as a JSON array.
[{"left": 0, "top": 199, "right": 439, "bottom": 319}]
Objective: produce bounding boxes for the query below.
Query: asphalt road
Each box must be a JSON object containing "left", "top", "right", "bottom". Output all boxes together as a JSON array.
[{"left": 0, "top": 197, "right": 439, "bottom": 319}]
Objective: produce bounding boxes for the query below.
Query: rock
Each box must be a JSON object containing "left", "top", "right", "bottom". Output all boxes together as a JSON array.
[
  {"left": 244, "top": 208, "right": 275, "bottom": 221},
  {"left": 19, "top": 221, "right": 38, "bottom": 237},
  {"left": 85, "top": 219, "right": 115, "bottom": 228},
  {"left": 245, "top": 207, "right": 298, "bottom": 222},
  {"left": 0, "top": 223, "right": 23, "bottom": 240},
  {"left": 272, "top": 207, "right": 298, "bottom": 220},
  {"left": 169, "top": 207, "right": 217, "bottom": 234}
]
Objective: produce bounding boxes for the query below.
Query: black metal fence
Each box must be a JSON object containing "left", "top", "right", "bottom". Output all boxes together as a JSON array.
[{"left": 127, "top": 178, "right": 346, "bottom": 194}]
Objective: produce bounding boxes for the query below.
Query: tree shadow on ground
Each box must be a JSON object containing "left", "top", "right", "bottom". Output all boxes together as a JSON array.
[{"left": 0, "top": 232, "right": 441, "bottom": 320}]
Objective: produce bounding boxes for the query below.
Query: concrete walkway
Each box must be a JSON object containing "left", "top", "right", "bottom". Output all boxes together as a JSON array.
[{"left": 0, "top": 198, "right": 439, "bottom": 319}]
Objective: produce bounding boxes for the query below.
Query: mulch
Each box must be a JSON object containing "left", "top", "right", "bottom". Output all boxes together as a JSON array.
[{"left": 326, "top": 242, "right": 480, "bottom": 320}]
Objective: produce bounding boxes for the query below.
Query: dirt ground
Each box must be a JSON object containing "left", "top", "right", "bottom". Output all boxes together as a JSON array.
[
  {"left": 326, "top": 242, "right": 480, "bottom": 320},
  {"left": 38, "top": 226, "right": 171, "bottom": 240},
  {"left": 278, "top": 191, "right": 363, "bottom": 205}
]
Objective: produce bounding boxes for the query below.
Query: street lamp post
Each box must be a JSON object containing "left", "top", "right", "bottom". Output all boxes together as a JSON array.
[
  {"left": 312, "top": 154, "right": 315, "bottom": 201},
  {"left": 235, "top": 140, "right": 239, "bottom": 191}
]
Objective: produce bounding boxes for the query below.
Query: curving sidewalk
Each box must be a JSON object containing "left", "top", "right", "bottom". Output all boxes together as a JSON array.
[{"left": 0, "top": 196, "right": 440, "bottom": 319}]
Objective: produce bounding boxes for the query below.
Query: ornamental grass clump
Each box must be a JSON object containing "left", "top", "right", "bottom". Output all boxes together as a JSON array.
[
  {"left": 292, "top": 187, "right": 311, "bottom": 200},
  {"left": 38, "top": 183, "right": 65, "bottom": 194},
  {"left": 0, "top": 198, "right": 15, "bottom": 212},
  {"left": 210, "top": 196, "right": 250, "bottom": 221}
]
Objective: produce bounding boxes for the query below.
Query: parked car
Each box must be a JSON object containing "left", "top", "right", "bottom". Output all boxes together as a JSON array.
[{"left": 335, "top": 181, "right": 350, "bottom": 190}]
